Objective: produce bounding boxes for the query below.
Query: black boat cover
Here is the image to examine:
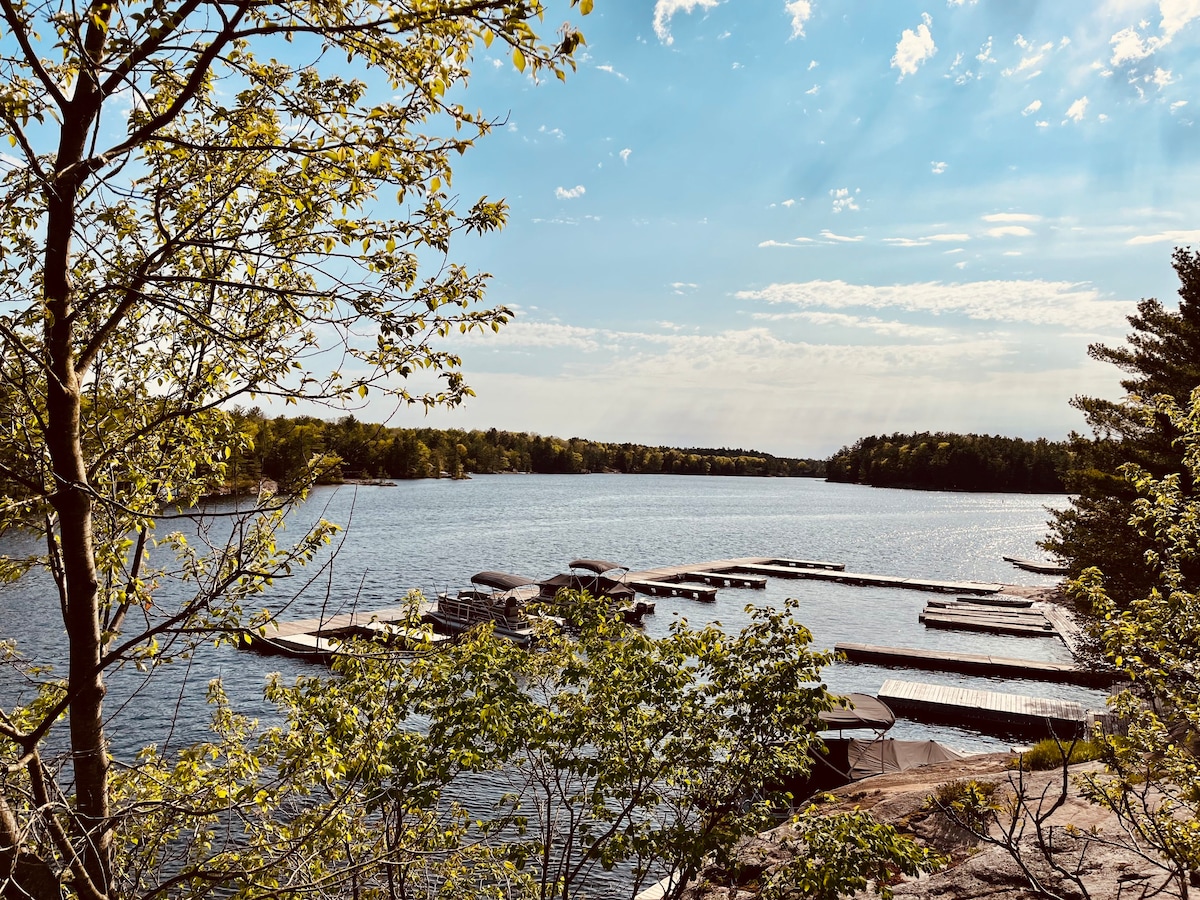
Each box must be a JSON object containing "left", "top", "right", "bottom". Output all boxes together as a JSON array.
[
  {"left": 569, "top": 558, "right": 628, "bottom": 574},
  {"left": 470, "top": 571, "right": 540, "bottom": 591},
  {"left": 818, "top": 694, "right": 896, "bottom": 732}
]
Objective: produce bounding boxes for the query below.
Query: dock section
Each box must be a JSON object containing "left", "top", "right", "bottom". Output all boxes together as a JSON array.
[
  {"left": 920, "top": 602, "right": 1058, "bottom": 637},
  {"left": 836, "top": 642, "right": 1116, "bottom": 688},
  {"left": 878, "top": 678, "right": 1099, "bottom": 740}
]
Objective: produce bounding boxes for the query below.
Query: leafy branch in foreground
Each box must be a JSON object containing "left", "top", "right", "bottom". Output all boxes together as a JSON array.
[{"left": 0, "top": 0, "right": 590, "bottom": 897}]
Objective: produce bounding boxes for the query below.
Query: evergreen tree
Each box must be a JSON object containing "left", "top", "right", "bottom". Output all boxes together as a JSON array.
[{"left": 1043, "top": 247, "right": 1200, "bottom": 610}]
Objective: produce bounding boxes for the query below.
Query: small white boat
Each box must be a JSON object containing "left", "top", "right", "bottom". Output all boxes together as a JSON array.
[{"left": 430, "top": 571, "right": 547, "bottom": 647}]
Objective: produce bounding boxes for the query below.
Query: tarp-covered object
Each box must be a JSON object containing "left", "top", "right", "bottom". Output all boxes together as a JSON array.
[
  {"left": 846, "top": 738, "right": 967, "bottom": 780},
  {"left": 569, "top": 558, "right": 628, "bottom": 575},
  {"left": 818, "top": 694, "right": 897, "bottom": 732}
]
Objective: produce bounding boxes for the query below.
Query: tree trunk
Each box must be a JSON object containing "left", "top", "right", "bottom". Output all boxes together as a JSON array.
[{"left": 42, "top": 51, "right": 113, "bottom": 898}]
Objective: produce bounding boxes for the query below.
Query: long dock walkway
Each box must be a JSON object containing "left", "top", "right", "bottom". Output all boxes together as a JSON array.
[
  {"left": 625, "top": 557, "right": 1002, "bottom": 597},
  {"left": 878, "top": 678, "right": 1101, "bottom": 740},
  {"left": 836, "top": 642, "right": 1116, "bottom": 688}
]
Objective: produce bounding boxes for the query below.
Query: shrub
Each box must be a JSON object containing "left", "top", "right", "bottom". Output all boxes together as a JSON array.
[{"left": 1008, "top": 739, "right": 1105, "bottom": 772}]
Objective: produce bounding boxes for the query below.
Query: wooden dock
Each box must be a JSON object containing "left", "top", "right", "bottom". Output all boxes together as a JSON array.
[
  {"left": 878, "top": 678, "right": 1099, "bottom": 740},
  {"left": 920, "top": 602, "right": 1058, "bottom": 637},
  {"left": 242, "top": 602, "right": 432, "bottom": 660},
  {"left": 836, "top": 642, "right": 1117, "bottom": 688}
]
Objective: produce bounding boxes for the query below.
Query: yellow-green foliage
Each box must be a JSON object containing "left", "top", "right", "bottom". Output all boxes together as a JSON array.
[{"left": 1008, "top": 739, "right": 1105, "bottom": 772}]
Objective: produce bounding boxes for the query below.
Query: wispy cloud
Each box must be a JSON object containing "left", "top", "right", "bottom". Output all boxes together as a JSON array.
[
  {"left": 819, "top": 230, "right": 865, "bottom": 243},
  {"left": 982, "top": 213, "right": 1040, "bottom": 223},
  {"left": 892, "top": 13, "right": 937, "bottom": 78},
  {"left": 931, "top": 161, "right": 948, "bottom": 174},
  {"left": 619, "top": 148, "right": 632, "bottom": 164},
  {"left": 555, "top": 185, "right": 586, "bottom": 200},
  {"left": 652, "top": 0, "right": 719, "bottom": 44},
  {"left": 986, "top": 225, "right": 1035, "bottom": 237},
  {"left": 736, "top": 278, "right": 1132, "bottom": 329},
  {"left": 1126, "top": 228, "right": 1200, "bottom": 246},
  {"left": 596, "top": 64, "right": 629, "bottom": 81},
  {"left": 1022, "top": 99, "right": 1042, "bottom": 116}
]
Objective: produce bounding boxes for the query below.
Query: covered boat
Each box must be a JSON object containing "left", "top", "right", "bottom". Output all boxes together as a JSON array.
[
  {"left": 539, "top": 558, "right": 655, "bottom": 623},
  {"left": 430, "top": 571, "right": 545, "bottom": 646},
  {"left": 777, "top": 694, "right": 966, "bottom": 800}
]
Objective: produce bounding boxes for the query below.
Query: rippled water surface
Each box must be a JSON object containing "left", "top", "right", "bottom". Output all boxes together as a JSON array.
[{"left": 3, "top": 475, "right": 1093, "bottom": 758}]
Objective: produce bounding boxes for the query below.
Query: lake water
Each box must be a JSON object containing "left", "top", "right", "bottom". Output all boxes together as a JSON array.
[{"left": 1, "top": 474, "right": 1100, "bottom": 758}]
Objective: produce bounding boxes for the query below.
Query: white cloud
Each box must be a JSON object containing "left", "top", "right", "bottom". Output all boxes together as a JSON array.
[
  {"left": 931, "top": 161, "right": 948, "bottom": 174},
  {"left": 759, "top": 237, "right": 815, "bottom": 248},
  {"left": 1022, "top": 99, "right": 1042, "bottom": 116},
  {"left": 458, "top": 320, "right": 603, "bottom": 351},
  {"left": 653, "top": 0, "right": 720, "bottom": 45},
  {"left": 805, "top": 84, "right": 820, "bottom": 95},
  {"left": 892, "top": 13, "right": 937, "bottom": 78},
  {"left": 734, "top": 278, "right": 1131, "bottom": 329},
  {"left": 671, "top": 282, "right": 700, "bottom": 293},
  {"left": 830, "top": 187, "right": 860, "bottom": 213},
  {"left": 785, "top": 0, "right": 812, "bottom": 38},
  {"left": 555, "top": 185, "right": 586, "bottom": 200},
  {"left": 819, "top": 230, "right": 864, "bottom": 243},
  {"left": 946, "top": 0, "right": 978, "bottom": 5},
  {"left": 982, "top": 213, "right": 1041, "bottom": 223},
  {"left": 883, "top": 238, "right": 933, "bottom": 247},
  {"left": 1149, "top": 66, "right": 1176, "bottom": 87},
  {"left": 808, "top": 59, "right": 819, "bottom": 71},
  {"left": 976, "top": 36, "right": 995, "bottom": 64},
  {"left": 757, "top": 311, "right": 951, "bottom": 339},
  {"left": 781, "top": 198, "right": 797, "bottom": 207},
  {"left": 596, "top": 64, "right": 629, "bottom": 81},
  {"left": 926, "top": 233, "right": 970, "bottom": 241},
  {"left": 1036, "top": 119, "right": 1049, "bottom": 128},
  {"left": 1110, "top": 26, "right": 1154, "bottom": 64},
  {"left": 1064, "top": 96, "right": 1089, "bottom": 121},
  {"left": 1160, "top": 0, "right": 1200, "bottom": 39},
  {"left": 1126, "top": 228, "right": 1200, "bottom": 245},
  {"left": 619, "top": 148, "right": 632, "bottom": 164},
  {"left": 538, "top": 125, "right": 565, "bottom": 140},
  {"left": 1172, "top": 100, "right": 1189, "bottom": 110},
  {"left": 1002, "top": 53, "right": 1045, "bottom": 77},
  {"left": 986, "top": 225, "right": 1036, "bottom": 237}
]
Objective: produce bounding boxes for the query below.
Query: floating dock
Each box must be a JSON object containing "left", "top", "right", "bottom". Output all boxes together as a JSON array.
[
  {"left": 836, "top": 642, "right": 1116, "bottom": 688},
  {"left": 920, "top": 602, "right": 1058, "bottom": 637},
  {"left": 243, "top": 602, "right": 433, "bottom": 660},
  {"left": 626, "top": 557, "right": 1001, "bottom": 597},
  {"left": 878, "top": 678, "right": 1100, "bottom": 740}
]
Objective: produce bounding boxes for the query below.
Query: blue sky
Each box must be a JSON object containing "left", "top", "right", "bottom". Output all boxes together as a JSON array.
[{"left": 377, "top": 2, "right": 1200, "bottom": 456}]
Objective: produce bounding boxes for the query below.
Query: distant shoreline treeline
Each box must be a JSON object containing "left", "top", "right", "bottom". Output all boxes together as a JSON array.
[
  {"left": 825, "top": 431, "right": 1070, "bottom": 493},
  {"left": 229, "top": 410, "right": 826, "bottom": 489}
]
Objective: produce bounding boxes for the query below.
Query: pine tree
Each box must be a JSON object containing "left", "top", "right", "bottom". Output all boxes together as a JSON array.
[{"left": 1044, "top": 247, "right": 1200, "bottom": 610}]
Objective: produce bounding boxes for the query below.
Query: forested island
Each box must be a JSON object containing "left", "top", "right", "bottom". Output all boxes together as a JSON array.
[
  {"left": 229, "top": 409, "right": 825, "bottom": 489},
  {"left": 825, "top": 431, "right": 1070, "bottom": 493}
]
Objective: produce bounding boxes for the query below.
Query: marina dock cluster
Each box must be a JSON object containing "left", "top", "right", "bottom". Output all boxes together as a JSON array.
[{"left": 244, "top": 553, "right": 1108, "bottom": 741}]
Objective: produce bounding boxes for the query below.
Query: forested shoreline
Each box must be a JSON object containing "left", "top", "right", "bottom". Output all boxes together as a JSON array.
[
  {"left": 825, "top": 431, "right": 1071, "bottom": 493},
  {"left": 228, "top": 409, "right": 826, "bottom": 489},
  {"left": 227, "top": 412, "right": 1073, "bottom": 495}
]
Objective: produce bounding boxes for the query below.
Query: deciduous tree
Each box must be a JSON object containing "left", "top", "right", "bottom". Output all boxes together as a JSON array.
[{"left": 0, "top": 1, "right": 586, "bottom": 896}]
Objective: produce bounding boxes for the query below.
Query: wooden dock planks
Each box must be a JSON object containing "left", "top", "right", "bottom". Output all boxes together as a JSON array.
[
  {"left": 878, "top": 678, "right": 1096, "bottom": 740},
  {"left": 835, "top": 642, "right": 1117, "bottom": 688}
]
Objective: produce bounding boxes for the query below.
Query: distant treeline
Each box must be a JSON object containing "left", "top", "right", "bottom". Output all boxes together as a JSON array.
[
  {"left": 825, "top": 432, "right": 1070, "bottom": 493},
  {"left": 228, "top": 410, "right": 826, "bottom": 489}
]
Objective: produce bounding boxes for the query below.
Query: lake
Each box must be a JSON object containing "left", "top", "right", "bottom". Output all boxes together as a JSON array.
[{"left": 2, "top": 474, "right": 1096, "bottom": 759}]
